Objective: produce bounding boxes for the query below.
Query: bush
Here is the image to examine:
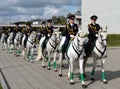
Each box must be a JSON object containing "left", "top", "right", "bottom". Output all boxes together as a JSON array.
[{"left": 107, "top": 34, "right": 120, "bottom": 47}]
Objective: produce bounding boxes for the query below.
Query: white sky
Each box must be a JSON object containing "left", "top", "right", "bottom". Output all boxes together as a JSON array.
[{"left": 82, "top": 0, "right": 120, "bottom": 34}]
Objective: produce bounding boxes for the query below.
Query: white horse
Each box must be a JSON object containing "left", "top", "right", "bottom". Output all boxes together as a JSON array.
[
  {"left": 58, "top": 32, "right": 86, "bottom": 85},
  {"left": 43, "top": 32, "right": 61, "bottom": 69},
  {"left": 35, "top": 31, "right": 61, "bottom": 68},
  {"left": 82, "top": 27, "right": 108, "bottom": 87},
  {"left": 14, "top": 32, "right": 22, "bottom": 56},
  {"left": 0, "top": 33, "right": 7, "bottom": 50},
  {"left": 25, "top": 31, "right": 37, "bottom": 62},
  {"left": 7, "top": 32, "right": 14, "bottom": 52}
]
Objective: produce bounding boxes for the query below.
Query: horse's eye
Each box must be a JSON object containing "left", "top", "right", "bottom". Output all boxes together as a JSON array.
[{"left": 100, "top": 35, "right": 103, "bottom": 37}]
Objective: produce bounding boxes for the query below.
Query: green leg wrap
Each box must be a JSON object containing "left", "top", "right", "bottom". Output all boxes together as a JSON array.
[
  {"left": 70, "top": 72, "right": 74, "bottom": 80},
  {"left": 53, "top": 62, "right": 56, "bottom": 69},
  {"left": 80, "top": 73, "right": 84, "bottom": 81},
  {"left": 16, "top": 49, "right": 20, "bottom": 55},
  {"left": 48, "top": 61, "right": 50, "bottom": 67},
  {"left": 102, "top": 72, "right": 105, "bottom": 80},
  {"left": 29, "top": 55, "right": 33, "bottom": 60},
  {"left": 91, "top": 69, "right": 95, "bottom": 76}
]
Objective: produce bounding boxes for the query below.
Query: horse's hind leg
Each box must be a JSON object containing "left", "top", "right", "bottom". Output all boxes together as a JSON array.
[
  {"left": 53, "top": 52, "right": 58, "bottom": 72},
  {"left": 91, "top": 57, "right": 97, "bottom": 81},
  {"left": 101, "top": 58, "right": 108, "bottom": 84},
  {"left": 58, "top": 53, "right": 63, "bottom": 77},
  {"left": 47, "top": 51, "right": 51, "bottom": 70}
]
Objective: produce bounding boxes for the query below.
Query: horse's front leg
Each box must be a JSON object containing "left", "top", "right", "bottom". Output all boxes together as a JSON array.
[
  {"left": 42, "top": 50, "right": 45, "bottom": 68},
  {"left": 69, "top": 58, "right": 75, "bottom": 85},
  {"left": 53, "top": 52, "right": 58, "bottom": 72},
  {"left": 26, "top": 47, "right": 30, "bottom": 61},
  {"left": 79, "top": 58, "right": 87, "bottom": 88},
  {"left": 58, "top": 53, "right": 63, "bottom": 77},
  {"left": 101, "top": 58, "right": 108, "bottom": 84},
  {"left": 67, "top": 62, "right": 70, "bottom": 79},
  {"left": 16, "top": 43, "right": 21, "bottom": 56},
  {"left": 29, "top": 47, "right": 34, "bottom": 63}
]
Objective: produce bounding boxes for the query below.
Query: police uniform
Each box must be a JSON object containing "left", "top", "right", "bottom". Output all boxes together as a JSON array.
[
  {"left": 84, "top": 15, "right": 100, "bottom": 57},
  {"left": 40, "top": 21, "right": 47, "bottom": 36},
  {"left": 61, "top": 15, "right": 78, "bottom": 53},
  {"left": 23, "top": 23, "right": 33, "bottom": 48},
  {"left": 42, "top": 19, "right": 54, "bottom": 50}
]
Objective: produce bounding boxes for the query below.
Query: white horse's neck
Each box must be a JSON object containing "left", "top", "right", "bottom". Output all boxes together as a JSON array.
[
  {"left": 95, "top": 35, "right": 106, "bottom": 52},
  {"left": 73, "top": 36, "right": 83, "bottom": 52}
]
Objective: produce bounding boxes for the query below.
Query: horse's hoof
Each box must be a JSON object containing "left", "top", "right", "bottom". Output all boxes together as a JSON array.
[
  {"left": 31, "top": 61, "right": 34, "bottom": 63},
  {"left": 91, "top": 77, "right": 95, "bottom": 81},
  {"left": 84, "top": 74, "right": 87, "bottom": 78},
  {"left": 47, "top": 67, "right": 51, "bottom": 70},
  {"left": 59, "top": 74, "right": 62, "bottom": 77},
  {"left": 42, "top": 66, "right": 45, "bottom": 68},
  {"left": 103, "top": 80, "right": 108, "bottom": 84},
  {"left": 70, "top": 82, "right": 75, "bottom": 85},
  {"left": 82, "top": 84, "right": 87, "bottom": 88},
  {"left": 67, "top": 77, "right": 70, "bottom": 80},
  {"left": 54, "top": 69, "right": 58, "bottom": 72},
  {"left": 62, "top": 65, "right": 64, "bottom": 68}
]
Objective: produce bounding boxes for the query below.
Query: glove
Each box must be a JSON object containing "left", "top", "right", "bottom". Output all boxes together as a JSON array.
[
  {"left": 95, "top": 34, "right": 98, "bottom": 37},
  {"left": 48, "top": 34, "right": 50, "bottom": 37},
  {"left": 70, "top": 35, "right": 75, "bottom": 38}
]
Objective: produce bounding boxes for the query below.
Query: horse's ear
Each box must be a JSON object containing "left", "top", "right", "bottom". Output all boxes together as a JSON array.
[{"left": 105, "top": 26, "right": 108, "bottom": 31}]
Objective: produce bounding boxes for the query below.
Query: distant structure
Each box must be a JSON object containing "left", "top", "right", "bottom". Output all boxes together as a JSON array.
[
  {"left": 74, "top": 12, "right": 81, "bottom": 26},
  {"left": 31, "top": 19, "right": 46, "bottom": 25},
  {"left": 82, "top": 0, "right": 120, "bottom": 34}
]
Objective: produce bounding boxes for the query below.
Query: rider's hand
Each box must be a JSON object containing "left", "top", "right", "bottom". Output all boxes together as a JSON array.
[
  {"left": 48, "top": 34, "right": 50, "bottom": 37},
  {"left": 95, "top": 34, "right": 98, "bottom": 37},
  {"left": 70, "top": 35, "right": 75, "bottom": 38},
  {"left": 70, "top": 35, "right": 75, "bottom": 40}
]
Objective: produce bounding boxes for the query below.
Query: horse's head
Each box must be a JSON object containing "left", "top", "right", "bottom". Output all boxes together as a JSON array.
[
  {"left": 30, "top": 31, "right": 37, "bottom": 42},
  {"left": 53, "top": 31, "right": 61, "bottom": 44},
  {"left": 98, "top": 26, "right": 108, "bottom": 46},
  {"left": 9, "top": 32, "right": 14, "bottom": 39},
  {"left": 76, "top": 31, "right": 85, "bottom": 46}
]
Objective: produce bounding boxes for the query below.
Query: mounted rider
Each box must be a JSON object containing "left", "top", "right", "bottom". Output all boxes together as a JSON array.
[
  {"left": 84, "top": 15, "right": 101, "bottom": 57},
  {"left": 12, "top": 23, "right": 21, "bottom": 45},
  {"left": 23, "top": 22, "right": 33, "bottom": 48},
  {"left": 38, "top": 21, "right": 47, "bottom": 40},
  {"left": 42, "top": 19, "right": 54, "bottom": 50},
  {"left": 60, "top": 15, "right": 78, "bottom": 56}
]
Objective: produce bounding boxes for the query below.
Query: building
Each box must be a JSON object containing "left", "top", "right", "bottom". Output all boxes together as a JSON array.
[{"left": 82, "top": 0, "right": 120, "bottom": 34}]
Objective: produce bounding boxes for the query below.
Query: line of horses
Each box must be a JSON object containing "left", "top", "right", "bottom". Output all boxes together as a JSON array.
[{"left": 0, "top": 27, "right": 108, "bottom": 88}]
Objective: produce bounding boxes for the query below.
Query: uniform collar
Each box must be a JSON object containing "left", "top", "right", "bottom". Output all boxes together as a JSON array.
[
  {"left": 69, "top": 23, "right": 74, "bottom": 27},
  {"left": 91, "top": 23, "right": 96, "bottom": 25}
]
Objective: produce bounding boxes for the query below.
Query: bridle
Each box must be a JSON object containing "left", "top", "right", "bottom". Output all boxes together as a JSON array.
[
  {"left": 48, "top": 33, "right": 60, "bottom": 50},
  {"left": 95, "top": 32, "right": 107, "bottom": 58}
]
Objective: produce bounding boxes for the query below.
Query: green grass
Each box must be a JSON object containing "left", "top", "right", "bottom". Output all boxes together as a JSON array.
[
  {"left": 0, "top": 83, "right": 2, "bottom": 89},
  {"left": 107, "top": 34, "right": 120, "bottom": 47}
]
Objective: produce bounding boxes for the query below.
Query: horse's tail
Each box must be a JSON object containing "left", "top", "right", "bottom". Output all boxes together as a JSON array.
[{"left": 35, "top": 46, "right": 42, "bottom": 61}]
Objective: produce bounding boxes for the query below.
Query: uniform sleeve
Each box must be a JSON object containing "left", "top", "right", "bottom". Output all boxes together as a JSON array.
[
  {"left": 96, "top": 24, "right": 100, "bottom": 31},
  {"left": 74, "top": 24, "right": 78, "bottom": 36}
]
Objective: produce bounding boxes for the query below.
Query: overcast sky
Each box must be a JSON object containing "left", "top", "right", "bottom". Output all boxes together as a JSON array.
[{"left": 0, "top": 0, "right": 81, "bottom": 24}]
